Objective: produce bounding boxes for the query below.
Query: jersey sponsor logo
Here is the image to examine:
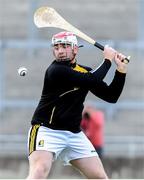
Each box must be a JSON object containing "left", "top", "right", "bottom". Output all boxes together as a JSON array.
[{"left": 38, "top": 140, "right": 44, "bottom": 147}]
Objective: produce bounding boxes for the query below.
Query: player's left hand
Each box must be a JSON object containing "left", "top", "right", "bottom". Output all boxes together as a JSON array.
[{"left": 114, "top": 52, "right": 128, "bottom": 73}]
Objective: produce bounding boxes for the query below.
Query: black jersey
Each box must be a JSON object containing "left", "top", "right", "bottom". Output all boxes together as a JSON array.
[{"left": 31, "top": 59, "right": 126, "bottom": 133}]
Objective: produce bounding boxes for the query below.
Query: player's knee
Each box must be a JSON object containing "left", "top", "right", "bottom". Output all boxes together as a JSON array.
[
  {"left": 35, "top": 164, "right": 49, "bottom": 178},
  {"left": 97, "top": 174, "right": 108, "bottom": 179},
  {"left": 89, "top": 174, "right": 108, "bottom": 179},
  {"left": 86, "top": 170, "right": 108, "bottom": 179},
  {"left": 92, "top": 172, "right": 108, "bottom": 179},
  {"left": 30, "top": 161, "right": 50, "bottom": 179}
]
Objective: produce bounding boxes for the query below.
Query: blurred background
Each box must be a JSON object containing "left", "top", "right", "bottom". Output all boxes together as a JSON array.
[{"left": 0, "top": 0, "right": 144, "bottom": 178}]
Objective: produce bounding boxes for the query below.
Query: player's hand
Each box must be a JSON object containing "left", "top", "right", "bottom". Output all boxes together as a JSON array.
[
  {"left": 114, "top": 52, "right": 127, "bottom": 73},
  {"left": 103, "top": 45, "right": 116, "bottom": 62}
]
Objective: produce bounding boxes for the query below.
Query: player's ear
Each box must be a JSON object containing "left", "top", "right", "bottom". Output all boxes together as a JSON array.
[{"left": 73, "top": 45, "right": 78, "bottom": 54}]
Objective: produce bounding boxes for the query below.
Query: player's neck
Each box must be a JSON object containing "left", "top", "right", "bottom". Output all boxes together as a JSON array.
[{"left": 71, "top": 58, "right": 76, "bottom": 64}]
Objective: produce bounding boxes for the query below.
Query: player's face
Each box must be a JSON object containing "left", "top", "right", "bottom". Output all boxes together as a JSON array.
[{"left": 53, "top": 43, "right": 78, "bottom": 61}]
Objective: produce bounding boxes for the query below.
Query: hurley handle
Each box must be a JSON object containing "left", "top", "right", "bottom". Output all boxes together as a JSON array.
[{"left": 94, "top": 41, "right": 130, "bottom": 63}]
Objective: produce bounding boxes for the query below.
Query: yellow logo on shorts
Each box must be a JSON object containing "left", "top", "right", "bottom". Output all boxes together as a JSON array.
[{"left": 38, "top": 140, "right": 44, "bottom": 147}]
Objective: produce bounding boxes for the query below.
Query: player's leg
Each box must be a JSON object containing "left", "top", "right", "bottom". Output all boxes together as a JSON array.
[
  {"left": 27, "top": 125, "right": 68, "bottom": 179},
  {"left": 27, "top": 125, "right": 54, "bottom": 179},
  {"left": 27, "top": 150, "right": 53, "bottom": 179},
  {"left": 70, "top": 156, "right": 108, "bottom": 179},
  {"left": 65, "top": 131, "right": 108, "bottom": 179}
]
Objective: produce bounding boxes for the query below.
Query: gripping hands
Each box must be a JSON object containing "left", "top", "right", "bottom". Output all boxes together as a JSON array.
[{"left": 103, "top": 45, "right": 128, "bottom": 73}]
